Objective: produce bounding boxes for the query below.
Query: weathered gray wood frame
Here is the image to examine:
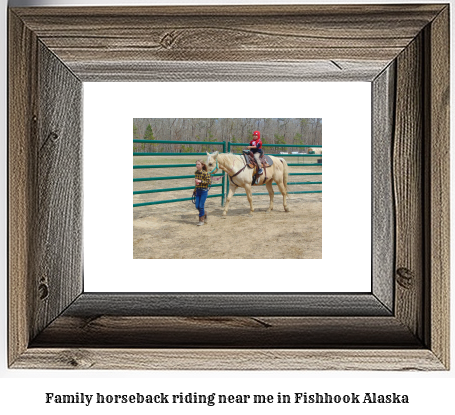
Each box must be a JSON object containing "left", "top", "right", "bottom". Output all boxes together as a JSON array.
[{"left": 8, "top": 5, "right": 449, "bottom": 370}]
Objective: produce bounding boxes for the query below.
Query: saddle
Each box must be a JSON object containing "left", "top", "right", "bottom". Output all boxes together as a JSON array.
[
  {"left": 242, "top": 151, "right": 273, "bottom": 169},
  {"left": 242, "top": 150, "right": 273, "bottom": 185}
]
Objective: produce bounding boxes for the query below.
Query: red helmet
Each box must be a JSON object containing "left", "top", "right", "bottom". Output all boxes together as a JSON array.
[{"left": 253, "top": 131, "right": 261, "bottom": 140}]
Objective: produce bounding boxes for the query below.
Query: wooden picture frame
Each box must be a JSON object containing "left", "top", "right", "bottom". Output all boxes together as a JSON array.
[{"left": 8, "top": 4, "right": 449, "bottom": 370}]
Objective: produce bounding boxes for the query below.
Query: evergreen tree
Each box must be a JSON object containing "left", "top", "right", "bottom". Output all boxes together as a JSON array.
[
  {"left": 143, "top": 124, "right": 156, "bottom": 151},
  {"left": 143, "top": 124, "right": 155, "bottom": 140},
  {"left": 293, "top": 133, "right": 304, "bottom": 147}
]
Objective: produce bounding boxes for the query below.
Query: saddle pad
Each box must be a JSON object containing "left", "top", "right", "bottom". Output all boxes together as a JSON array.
[{"left": 263, "top": 155, "right": 273, "bottom": 166}]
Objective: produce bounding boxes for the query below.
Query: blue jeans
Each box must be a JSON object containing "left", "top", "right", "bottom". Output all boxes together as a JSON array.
[{"left": 195, "top": 188, "right": 208, "bottom": 217}]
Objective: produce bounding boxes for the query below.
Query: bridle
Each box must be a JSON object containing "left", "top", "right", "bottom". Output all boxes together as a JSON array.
[{"left": 209, "top": 158, "right": 219, "bottom": 174}]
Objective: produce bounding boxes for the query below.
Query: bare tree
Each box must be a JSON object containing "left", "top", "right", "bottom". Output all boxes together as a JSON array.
[{"left": 133, "top": 118, "right": 322, "bottom": 152}]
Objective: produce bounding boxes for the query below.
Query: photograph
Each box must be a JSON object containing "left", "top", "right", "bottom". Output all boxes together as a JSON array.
[{"left": 133, "top": 118, "right": 322, "bottom": 259}]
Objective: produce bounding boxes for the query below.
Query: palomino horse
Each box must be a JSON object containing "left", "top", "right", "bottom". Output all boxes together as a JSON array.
[{"left": 206, "top": 151, "right": 290, "bottom": 216}]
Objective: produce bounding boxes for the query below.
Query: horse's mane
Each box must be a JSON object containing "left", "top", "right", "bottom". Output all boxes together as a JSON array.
[
  {"left": 208, "top": 151, "right": 242, "bottom": 165},
  {"left": 219, "top": 152, "right": 242, "bottom": 161}
]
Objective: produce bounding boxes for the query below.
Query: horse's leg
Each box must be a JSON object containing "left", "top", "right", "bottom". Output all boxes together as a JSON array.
[
  {"left": 265, "top": 180, "right": 274, "bottom": 212},
  {"left": 222, "top": 184, "right": 237, "bottom": 216},
  {"left": 244, "top": 183, "right": 254, "bottom": 214},
  {"left": 276, "top": 179, "right": 290, "bottom": 212}
]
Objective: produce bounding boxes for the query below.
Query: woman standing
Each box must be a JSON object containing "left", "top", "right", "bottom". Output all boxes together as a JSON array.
[{"left": 194, "top": 160, "right": 211, "bottom": 226}]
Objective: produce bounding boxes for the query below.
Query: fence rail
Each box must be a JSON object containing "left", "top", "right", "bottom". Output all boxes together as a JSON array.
[
  {"left": 226, "top": 142, "right": 322, "bottom": 198},
  {"left": 134, "top": 174, "right": 224, "bottom": 182},
  {"left": 134, "top": 194, "right": 221, "bottom": 208},
  {"left": 134, "top": 139, "right": 226, "bottom": 207},
  {"left": 134, "top": 139, "right": 225, "bottom": 145},
  {"left": 134, "top": 140, "right": 321, "bottom": 208}
]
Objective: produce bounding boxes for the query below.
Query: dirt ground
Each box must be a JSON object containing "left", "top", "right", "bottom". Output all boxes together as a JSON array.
[{"left": 133, "top": 156, "right": 322, "bottom": 259}]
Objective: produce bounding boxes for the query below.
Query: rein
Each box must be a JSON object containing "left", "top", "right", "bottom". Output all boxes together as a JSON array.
[
  {"left": 230, "top": 155, "right": 247, "bottom": 177},
  {"left": 231, "top": 164, "right": 246, "bottom": 178},
  {"left": 227, "top": 155, "right": 247, "bottom": 186},
  {"left": 209, "top": 154, "right": 246, "bottom": 186}
]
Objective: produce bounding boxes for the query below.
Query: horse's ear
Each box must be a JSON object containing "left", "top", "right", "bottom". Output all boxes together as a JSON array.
[{"left": 207, "top": 150, "right": 219, "bottom": 158}]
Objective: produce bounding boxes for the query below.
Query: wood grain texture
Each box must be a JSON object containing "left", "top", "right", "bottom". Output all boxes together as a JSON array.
[
  {"left": 70, "top": 60, "right": 388, "bottom": 82},
  {"left": 8, "top": 11, "right": 38, "bottom": 366},
  {"left": 393, "top": 34, "right": 424, "bottom": 340},
  {"left": 372, "top": 63, "right": 395, "bottom": 312},
  {"left": 61, "top": 293, "right": 392, "bottom": 317},
  {"left": 32, "top": 42, "right": 83, "bottom": 339},
  {"left": 425, "top": 6, "right": 450, "bottom": 368},
  {"left": 11, "top": 5, "right": 444, "bottom": 81},
  {"left": 31, "top": 316, "right": 421, "bottom": 349},
  {"left": 13, "top": 349, "right": 445, "bottom": 371},
  {"left": 9, "top": 11, "right": 84, "bottom": 366}
]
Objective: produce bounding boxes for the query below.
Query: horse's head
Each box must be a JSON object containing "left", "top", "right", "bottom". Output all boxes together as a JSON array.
[{"left": 206, "top": 151, "right": 219, "bottom": 173}]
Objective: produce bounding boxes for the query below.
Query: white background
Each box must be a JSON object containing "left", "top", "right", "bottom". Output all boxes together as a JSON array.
[
  {"left": 1, "top": 1, "right": 454, "bottom": 414},
  {"left": 84, "top": 82, "right": 371, "bottom": 292}
]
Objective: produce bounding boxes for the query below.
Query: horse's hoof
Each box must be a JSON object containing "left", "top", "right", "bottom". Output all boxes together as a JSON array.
[{"left": 285, "top": 207, "right": 290, "bottom": 212}]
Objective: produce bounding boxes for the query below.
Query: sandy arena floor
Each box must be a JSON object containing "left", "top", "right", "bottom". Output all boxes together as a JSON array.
[
  {"left": 134, "top": 194, "right": 322, "bottom": 259},
  {"left": 133, "top": 156, "right": 322, "bottom": 259}
]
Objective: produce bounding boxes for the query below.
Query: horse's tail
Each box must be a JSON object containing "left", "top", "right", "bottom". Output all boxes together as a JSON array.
[{"left": 280, "top": 158, "right": 289, "bottom": 193}]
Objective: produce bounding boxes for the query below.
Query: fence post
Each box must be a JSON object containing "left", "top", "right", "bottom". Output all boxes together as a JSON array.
[
  {"left": 222, "top": 141, "right": 226, "bottom": 206},
  {"left": 226, "top": 141, "right": 231, "bottom": 200}
]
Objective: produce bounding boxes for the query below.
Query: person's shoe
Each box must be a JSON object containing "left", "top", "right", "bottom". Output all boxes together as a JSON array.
[
  {"left": 203, "top": 213, "right": 207, "bottom": 223},
  {"left": 258, "top": 168, "right": 263, "bottom": 175},
  {"left": 197, "top": 216, "right": 204, "bottom": 226}
]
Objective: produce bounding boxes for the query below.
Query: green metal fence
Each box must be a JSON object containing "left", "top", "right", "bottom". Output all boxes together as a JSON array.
[
  {"left": 227, "top": 142, "right": 322, "bottom": 198},
  {"left": 133, "top": 139, "right": 226, "bottom": 208},
  {"left": 134, "top": 140, "right": 321, "bottom": 208}
]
